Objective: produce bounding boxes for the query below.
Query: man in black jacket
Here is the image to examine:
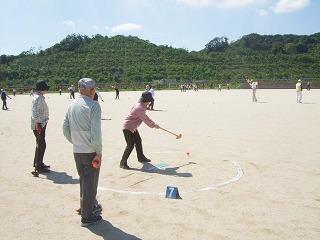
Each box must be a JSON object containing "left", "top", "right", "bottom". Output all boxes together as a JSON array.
[{"left": 1, "top": 89, "right": 12, "bottom": 110}]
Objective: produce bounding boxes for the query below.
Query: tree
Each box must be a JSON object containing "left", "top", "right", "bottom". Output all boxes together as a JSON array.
[
  {"left": 0, "top": 55, "right": 8, "bottom": 64},
  {"left": 271, "top": 44, "right": 285, "bottom": 54},
  {"left": 205, "top": 37, "right": 229, "bottom": 52}
]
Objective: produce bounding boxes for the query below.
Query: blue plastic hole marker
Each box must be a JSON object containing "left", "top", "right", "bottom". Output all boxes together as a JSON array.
[{"left": 165, "top": 186, "right": 182, "bottom": 199}]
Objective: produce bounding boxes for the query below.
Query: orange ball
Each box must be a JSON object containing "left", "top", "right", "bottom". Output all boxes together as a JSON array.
[{"left": 92, "top": 160, "right": 99, "bottom": 168}]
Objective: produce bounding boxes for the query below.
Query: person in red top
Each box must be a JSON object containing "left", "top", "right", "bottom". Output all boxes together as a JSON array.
[{"left": 120, "top": 91, "right": 160, "bottom": 169}]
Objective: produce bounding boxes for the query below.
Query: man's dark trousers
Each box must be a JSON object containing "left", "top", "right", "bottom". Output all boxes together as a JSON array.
[
  {"left": 33, "top": 125, "right": 47, "bottom": 169},
  {"left": 2, "top": 100, "right": 7, "bottom": 110},
  {"left": 115, "top": 89, "right": 119, "bottom": 99},
  {"left": 74, "top": 152, "right": 100, "bottom": 220},
  {"left": 149, "top": 100, "right": 154, "bottom": 110},
  {"left": 121, "top": 129, "right": 146, "bottom": 164}
]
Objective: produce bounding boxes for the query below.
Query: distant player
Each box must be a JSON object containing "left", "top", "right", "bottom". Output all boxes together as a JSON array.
[
  {"left": 307, "top": 81, "right": 311, "bottom": 91},
  {"left": 1, "top": 89, "right": 12, "bottom": 110},
  {"left": 114, "top": 82, "right": 120, "bottom": 100},
  {"left": 296, "top": 79, "right": 303, "bottom": 103},
  {"left": 93, "top": 91, "right": 104, "bottom": 102},
  {"left": 247, "top": 79, "right": 258, "bottom": 102},
  {"left": 69, "top": 85, "right": 75, "bottom": 99},
  {"left": 147, "top": 84, "right": 155, "bottom": 110}
]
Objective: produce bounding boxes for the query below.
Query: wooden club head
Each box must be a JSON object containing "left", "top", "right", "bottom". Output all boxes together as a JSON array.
[{"left": 176, "top": 134, "right": 182, "bottom": 139}]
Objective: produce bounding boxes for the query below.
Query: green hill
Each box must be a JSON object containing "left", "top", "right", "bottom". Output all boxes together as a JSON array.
[{"left": 0, "top": 33, "right": 319, "bottom": 89}]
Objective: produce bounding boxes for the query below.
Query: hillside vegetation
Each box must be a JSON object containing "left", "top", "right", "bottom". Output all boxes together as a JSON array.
[{"left": 0, "top": 33, "right": 319, "bottom": 88}]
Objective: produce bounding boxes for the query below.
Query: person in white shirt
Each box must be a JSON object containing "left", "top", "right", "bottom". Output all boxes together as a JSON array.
[
  {"left": 247, "top": 79, "right": 258, "bottom": 102},
  {"left": 31, "top": 80, "right": 50, "bottom": 176},
  {"left": 296, "top": 79, "right": 303, "bottom": 103}
]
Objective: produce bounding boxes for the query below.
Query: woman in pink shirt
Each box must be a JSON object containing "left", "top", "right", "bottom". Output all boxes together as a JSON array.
[{"left": 120, "top": 91, "right": 159, "bottom": 169}]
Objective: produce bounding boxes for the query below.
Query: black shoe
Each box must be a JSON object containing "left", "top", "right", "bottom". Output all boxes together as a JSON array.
[
  {"left": 77, "top": 203, "right": 103, "bottom": 216},
  {"left": 120, "top": 163, "right": 131, "bottom": 170},
  {"left": 41, "top": 164, "right": 50, "bottom": 169},
  {"left": 31, "top": 170, "right": 39, "bottom": 177},
  {"left": 138, "top": 158, "right": 151, "bottom": 163},
  {"left": 81, "top": 215, "right": 103, "bottom": 227},
  {"left": 39, "top": 163, "right": 50, "bottom": 169},
  {"left": 93, "top": 204, "right": 103, "bottom": 216},
  {"left": 37, "top": 168, "right": 50, "bottom": 173}
]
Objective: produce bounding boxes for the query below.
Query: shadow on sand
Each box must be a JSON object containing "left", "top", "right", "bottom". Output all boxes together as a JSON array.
[
  {"left": 41, "top": 170, "right": 79, "bottom": 184},
  {"left": 88, "top": 220, "right": 142, "bottom": 240},
  {"left": 129, "top": 162, "right": 195, "bottom": 178}
]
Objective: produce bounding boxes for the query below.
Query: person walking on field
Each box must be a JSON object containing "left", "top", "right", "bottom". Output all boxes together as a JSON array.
[
  {"left": 307, "top": 81, "right": 311, "bottom": 91},
  {"left": 31, "top": 80, "right": 50, "bottom": 176},
  {"left": 296, "top": 79, "right": 303, "bottom": 103},
  {"left": 146, "top": 84, "right": 155, "bottom": 110},
  {"left": 247, "top": 79, "right": 258, "bottom": 102},
  {"left": 114, "top": 82, "right": 120, "bottom": 100},
  {"left": 1, "top": 89, "right": 12, "bottom": 110},
  {"left": 93, "top": 90, "right": 104, "bottom": 102},
  {"left": 120, "top": 91, "right": 160, "bottom": 169},
  {"left": 63, "top": 78, "right": 103, "bottom": 227},
  {"left": 69, "top": 85, "right": 75, "bottom": 99}
]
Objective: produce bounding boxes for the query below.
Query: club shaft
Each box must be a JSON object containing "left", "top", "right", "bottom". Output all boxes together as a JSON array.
[{"left": 159, "top": 127, "right": 179, "bottom": 137}]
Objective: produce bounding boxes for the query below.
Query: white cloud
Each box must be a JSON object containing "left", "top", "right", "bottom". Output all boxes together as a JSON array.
[
  {"left": 177, "top": 0, "right": 255, "bottom": 8},
  {"left": 274, "top": 0, "right": 310, "bottom": 13},
  {"left": 62, "top": 20, "right": 76, "bottom": 28},
  {"left": 111, "top": 23, "right": 143, "bottom": 34},
  {"left": 104, "top": 26, "right": 110, "bottom": 31},
  {"left": 257, "top": 9, "right": 268, "bottom": 16}
]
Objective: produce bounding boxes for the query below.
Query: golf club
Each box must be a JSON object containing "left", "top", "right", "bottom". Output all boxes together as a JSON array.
[{"left": 159, "top": 127, "right": 182, "bottom": 139}]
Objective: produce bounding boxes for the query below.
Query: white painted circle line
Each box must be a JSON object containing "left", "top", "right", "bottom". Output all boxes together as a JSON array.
[
  {"left": 180, "top": 161, "right": 244, "bottom": 194},
  {"left": 98, "top": 161, "right": 244, "bottom": 196}
]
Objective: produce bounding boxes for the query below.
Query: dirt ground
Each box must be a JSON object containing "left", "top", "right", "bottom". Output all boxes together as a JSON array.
[{"left": 0, "top": 89, "right": 319, "bottom": 240}]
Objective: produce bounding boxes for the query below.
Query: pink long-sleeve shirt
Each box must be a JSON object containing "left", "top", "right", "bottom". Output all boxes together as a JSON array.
[{"left": 123, "top": 102, "right": 156, "bottom": 132}]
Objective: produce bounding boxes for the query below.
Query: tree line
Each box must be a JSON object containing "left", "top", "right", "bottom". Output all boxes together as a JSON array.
[{"left": 0, "top": 32, "right": 319, "bottom": 88}]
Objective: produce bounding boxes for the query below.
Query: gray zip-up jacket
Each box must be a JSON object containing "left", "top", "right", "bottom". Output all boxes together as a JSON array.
[{"left": 63, "top": 95, "right": 102, "bottom": 154}]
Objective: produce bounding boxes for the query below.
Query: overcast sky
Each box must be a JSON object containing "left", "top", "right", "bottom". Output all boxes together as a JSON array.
[{"left": 1, "top": 0, "right": 319, "bottom": 55}]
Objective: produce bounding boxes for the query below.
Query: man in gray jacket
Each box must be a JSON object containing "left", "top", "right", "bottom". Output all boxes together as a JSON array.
[{"left": 63, "top": 78, "right": 103, "bottom": 227}]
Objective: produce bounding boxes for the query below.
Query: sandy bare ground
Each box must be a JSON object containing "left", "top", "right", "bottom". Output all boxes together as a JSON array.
[{"left": 0, "top": 89, "right": 319, "bottom": 240}]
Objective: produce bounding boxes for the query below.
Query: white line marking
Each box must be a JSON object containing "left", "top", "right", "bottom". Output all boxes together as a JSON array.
[{"left": 98, "top": 161, "right": 243, "bottom": 196}]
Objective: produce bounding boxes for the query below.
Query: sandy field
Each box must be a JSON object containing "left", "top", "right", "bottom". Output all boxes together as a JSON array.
[{"left": 0, "top": 89, "right": 319, "bottom": 240}]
